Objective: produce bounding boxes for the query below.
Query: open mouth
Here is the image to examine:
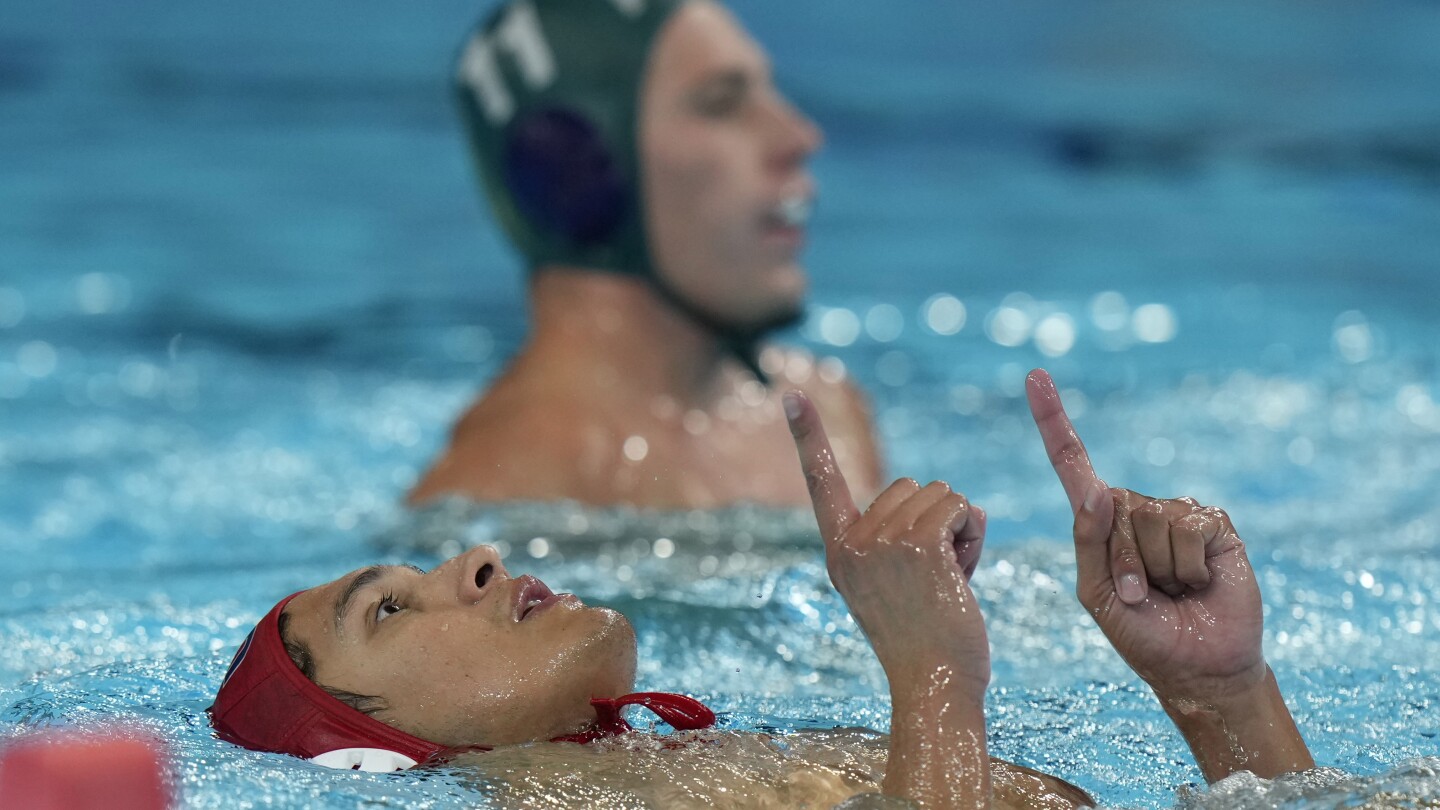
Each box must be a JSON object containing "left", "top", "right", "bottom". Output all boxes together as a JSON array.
[
  {"left": 765, "top": 193, "right": 813, "bottom": 229},
  {"left": 513, "top": 575, "right": 561, "bottom": 622}
]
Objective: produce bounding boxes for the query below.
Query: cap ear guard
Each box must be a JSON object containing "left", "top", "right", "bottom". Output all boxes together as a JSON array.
[
  {"left": 453, "top": 0, "right": 684, "bottom": 277},
  {"left": 309, "top": 748, "right": 419, "bottom": 773},
  {"left": 503, "top": 107, "right": 630, "bottom": 245}
]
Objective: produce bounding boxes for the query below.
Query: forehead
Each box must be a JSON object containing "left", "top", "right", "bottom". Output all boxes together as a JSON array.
[
  {"left": 650, "top": 1, "right": 766, "bottom": 84},
  {"left": 282, "top": 565, "right": 397, "bottom": 644},
  {"left": 282, "top": 577, "right": 347, "bottom": 642}
]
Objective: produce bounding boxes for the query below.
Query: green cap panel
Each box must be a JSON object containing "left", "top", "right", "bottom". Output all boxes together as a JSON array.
[{"left": 454, "top": 0, "right": 685, "bottom": 277}]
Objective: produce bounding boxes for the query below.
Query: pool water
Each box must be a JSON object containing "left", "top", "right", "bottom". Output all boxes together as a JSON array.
[{"left": 2, "top": 0, "right": 1439, "bottom": 807}]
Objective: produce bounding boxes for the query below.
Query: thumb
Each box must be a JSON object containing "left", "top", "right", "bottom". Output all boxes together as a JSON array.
[{"left": 1073, "top": 481, "right": 1115, "bottom": 601}]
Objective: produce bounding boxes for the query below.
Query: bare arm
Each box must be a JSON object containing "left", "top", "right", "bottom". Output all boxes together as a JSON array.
[
  {"left": 785, "top": 390, "right": 990, "bottom": 809},
  {"left": 1025, "top": 369, "right": 1313, "bottom": 782}
]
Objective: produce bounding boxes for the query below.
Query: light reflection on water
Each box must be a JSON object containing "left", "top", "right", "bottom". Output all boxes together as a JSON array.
[
  {"left": 4, "top": 0, "right": 1440, "bottom": 805},
  {"left": 2, "top": 298, "right": 1440, "bottom": 806}
]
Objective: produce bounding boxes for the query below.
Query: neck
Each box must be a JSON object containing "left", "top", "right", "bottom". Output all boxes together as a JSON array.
[{"left": 519, "top": 267, "right": 749, "bottom": 408}]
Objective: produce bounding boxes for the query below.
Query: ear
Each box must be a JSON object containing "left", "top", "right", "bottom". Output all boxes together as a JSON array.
[{"left": 503, "top": 107, "right": 630, "bottom": 244}]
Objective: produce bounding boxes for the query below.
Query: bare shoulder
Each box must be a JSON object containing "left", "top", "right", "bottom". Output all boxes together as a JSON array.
[
  {"left": 407, "top": 392, "right": 608, "bottom": 506},
  {"left": 991, "top": 758, "right": 1095, "bottom": 808},
  {"left": 765, "top": 346, "right": 862, "bottom": 409}
]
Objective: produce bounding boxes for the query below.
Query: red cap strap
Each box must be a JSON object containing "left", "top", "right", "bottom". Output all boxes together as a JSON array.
[{"left": 552, "top": 692, "right": 716, "bottom": 744}]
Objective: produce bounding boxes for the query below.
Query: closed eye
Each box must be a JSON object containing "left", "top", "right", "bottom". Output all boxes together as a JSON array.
[{"left": 690, "top": 71, "right": 749, "bottom": 117}]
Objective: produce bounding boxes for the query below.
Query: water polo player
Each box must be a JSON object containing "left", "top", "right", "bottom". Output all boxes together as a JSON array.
[
  {"left": 408, "top": 0, "right": 884, "bottom": 509},
  {"left": 213, "top": 379, "right": 1312, "bottom": 807},
  {"left": 210, "top": 479, "right": 1085, "bottom": 807}
]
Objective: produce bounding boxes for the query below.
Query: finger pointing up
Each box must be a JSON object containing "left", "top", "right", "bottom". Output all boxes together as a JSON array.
[
  {"left": 1026, "top": 369, "right": 1123, "bottom": 601},
  {"left": 1025, "top": 369, "right": 1102, "bottom": 513},
  {"left": 784, "top": 390, "right": 861, "bottom": 545}
]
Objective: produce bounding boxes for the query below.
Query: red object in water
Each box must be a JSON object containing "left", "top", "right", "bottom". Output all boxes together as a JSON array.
[{"left": 0, "top": 731, "right": 171, "bottom": 810}]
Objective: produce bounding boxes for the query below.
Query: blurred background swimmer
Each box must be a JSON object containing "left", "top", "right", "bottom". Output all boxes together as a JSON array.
[{"left": 408, "top": 0, "right": 885, "bottom": 510}]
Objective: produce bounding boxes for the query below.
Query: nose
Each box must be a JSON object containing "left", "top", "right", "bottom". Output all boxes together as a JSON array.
[
  {"left": 447, "top": 544, "right": 508, "bottom": 605},
  {"left": 765, "top": 92, "right": 823, "bottom": 168}
]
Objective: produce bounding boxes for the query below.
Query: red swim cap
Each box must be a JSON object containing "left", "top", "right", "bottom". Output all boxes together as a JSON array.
[{"left": 208, "top": 593, "right": 715, "bottom": 772}]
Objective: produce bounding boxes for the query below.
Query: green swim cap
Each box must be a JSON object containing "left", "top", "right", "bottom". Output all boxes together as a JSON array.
[
  {"left": 453, "top": 0, "right": 683, "bottom": 278},
  {"left": 453, "top": 0, "right": 776, "bottom": 382}
]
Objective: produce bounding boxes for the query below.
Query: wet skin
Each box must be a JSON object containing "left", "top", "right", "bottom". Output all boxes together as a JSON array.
[
  {"left": 785, "top": 389, "right": 993, "bottom": 808},
  {"left": 283, "top": 545, "right": 636, "bottom": 748},
  {"left": 285, "top": 540, "right": 1088, "bottom": 807},
  {"left": 641, "top": 0, "right": 824, "bottom": 335},
  {"left": 1026, "top": 368, "right": 1313, "bottom": 782},
  {"left": 407, "top": 1, "right": 882, "bottom": 511}
]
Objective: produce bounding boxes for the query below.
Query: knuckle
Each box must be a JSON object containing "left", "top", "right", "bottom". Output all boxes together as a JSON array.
[
  {"left": 1175, "top": 512, "right": 1206, "bottom": 529},
  {"left": 1135, "top": 499, "right": 1166, "bottom": 517},
  {"left": 880, "top": 478, "right": 918, "bottom": 500},
  {"left": 1111, "top": 547, "right": 1144, "bottom": 569}
]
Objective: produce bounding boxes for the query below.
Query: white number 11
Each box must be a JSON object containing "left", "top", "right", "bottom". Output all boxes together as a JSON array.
[{"left": 458, "top": 1, "right": 557, "bottom": 126}]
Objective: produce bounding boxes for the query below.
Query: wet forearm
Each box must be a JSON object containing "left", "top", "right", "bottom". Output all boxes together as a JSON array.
[
  {"left": 1156, "top": 666, "right": 1313, "bottom": 783},
  {"left": 884, "top": 664, "right": 990, "bottom": 809}
]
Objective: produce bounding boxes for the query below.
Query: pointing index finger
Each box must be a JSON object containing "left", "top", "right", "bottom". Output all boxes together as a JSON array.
[
  {"left": 1025, "top": 369, "right": 1102, "bottom": 514},
  {"left": 783, "top": 390, "right": 860, "bottom": 543}
]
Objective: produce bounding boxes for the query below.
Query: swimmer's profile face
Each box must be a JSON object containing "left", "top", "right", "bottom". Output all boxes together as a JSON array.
[
  {"left": 641, "top": 0, "right": 822, "bottom": 335},
  {"left": 282, "top": 545, "right": 637, "bottom": 748}
]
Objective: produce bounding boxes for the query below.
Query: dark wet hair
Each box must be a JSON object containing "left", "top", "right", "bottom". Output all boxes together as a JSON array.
[{"left": 276, "top": 610, "right": 389, "bottom": 716}]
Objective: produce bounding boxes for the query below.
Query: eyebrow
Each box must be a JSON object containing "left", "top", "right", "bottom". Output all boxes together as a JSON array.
[{"left": 332, "top": 564, "right": 424, "bottom": 633}]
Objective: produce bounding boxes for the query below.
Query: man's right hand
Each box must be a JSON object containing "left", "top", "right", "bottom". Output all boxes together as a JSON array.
[
  {"left": 1024, "top": 369, "right": 1265, "bottom": 702},
  {"left": 1026, "top": 368, "right": 1312, "bottom": 782}
]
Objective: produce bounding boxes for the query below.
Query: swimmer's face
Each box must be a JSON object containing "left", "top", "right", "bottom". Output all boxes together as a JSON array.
[
  {"left": 641, "top": 1, "right": 822, "bottom": 335},
  {"left": 282, "top": 545, "right": 637, "bottom": 748}
]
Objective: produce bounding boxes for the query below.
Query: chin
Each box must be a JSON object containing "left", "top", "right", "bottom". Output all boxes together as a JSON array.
[
  {"left": 478, "top": 612, "right": 638, "bottom": 746},
  {"left": 575, "top": 607, "right": 639, "bottom": 696},
  {"left": 735, "top": 293, "right": 805, "bottom": 338},
  {"left": 760, "top": 264, "right": 807, "bottom": 321}
]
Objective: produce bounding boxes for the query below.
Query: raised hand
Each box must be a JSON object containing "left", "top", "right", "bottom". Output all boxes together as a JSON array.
[
  {"left": 784, "top": 389, "right": 990, "bottom": 808},
  {"left": 1025, "top": 369, "right": 1263, "bottom": 698},
  {"left": 784, "top": 389, "right": 988, "bottom": 688},
  {"left": 1026, "top": 369, "right": 1311, "bottom": 781}
]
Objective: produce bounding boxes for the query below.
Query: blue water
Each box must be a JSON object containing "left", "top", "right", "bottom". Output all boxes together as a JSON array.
[{"left": 3, "top": 0, "right": 1440, "bottom": 806}]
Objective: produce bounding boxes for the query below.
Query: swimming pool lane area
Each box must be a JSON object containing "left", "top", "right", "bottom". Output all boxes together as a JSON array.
[{"left": 3, "top": 0, "right": 1440, "bottom": 807}]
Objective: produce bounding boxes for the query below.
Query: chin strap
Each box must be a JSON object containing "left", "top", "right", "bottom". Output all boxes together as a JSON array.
[
  {"left": 550, "top": 692, "right": 717, "bottom": 744},
  {"left": 645, "top": 272, "right": 771, "bottom": 386},
  {"left": 401, "top": 692, "right": 718, "bottom": 767}
]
